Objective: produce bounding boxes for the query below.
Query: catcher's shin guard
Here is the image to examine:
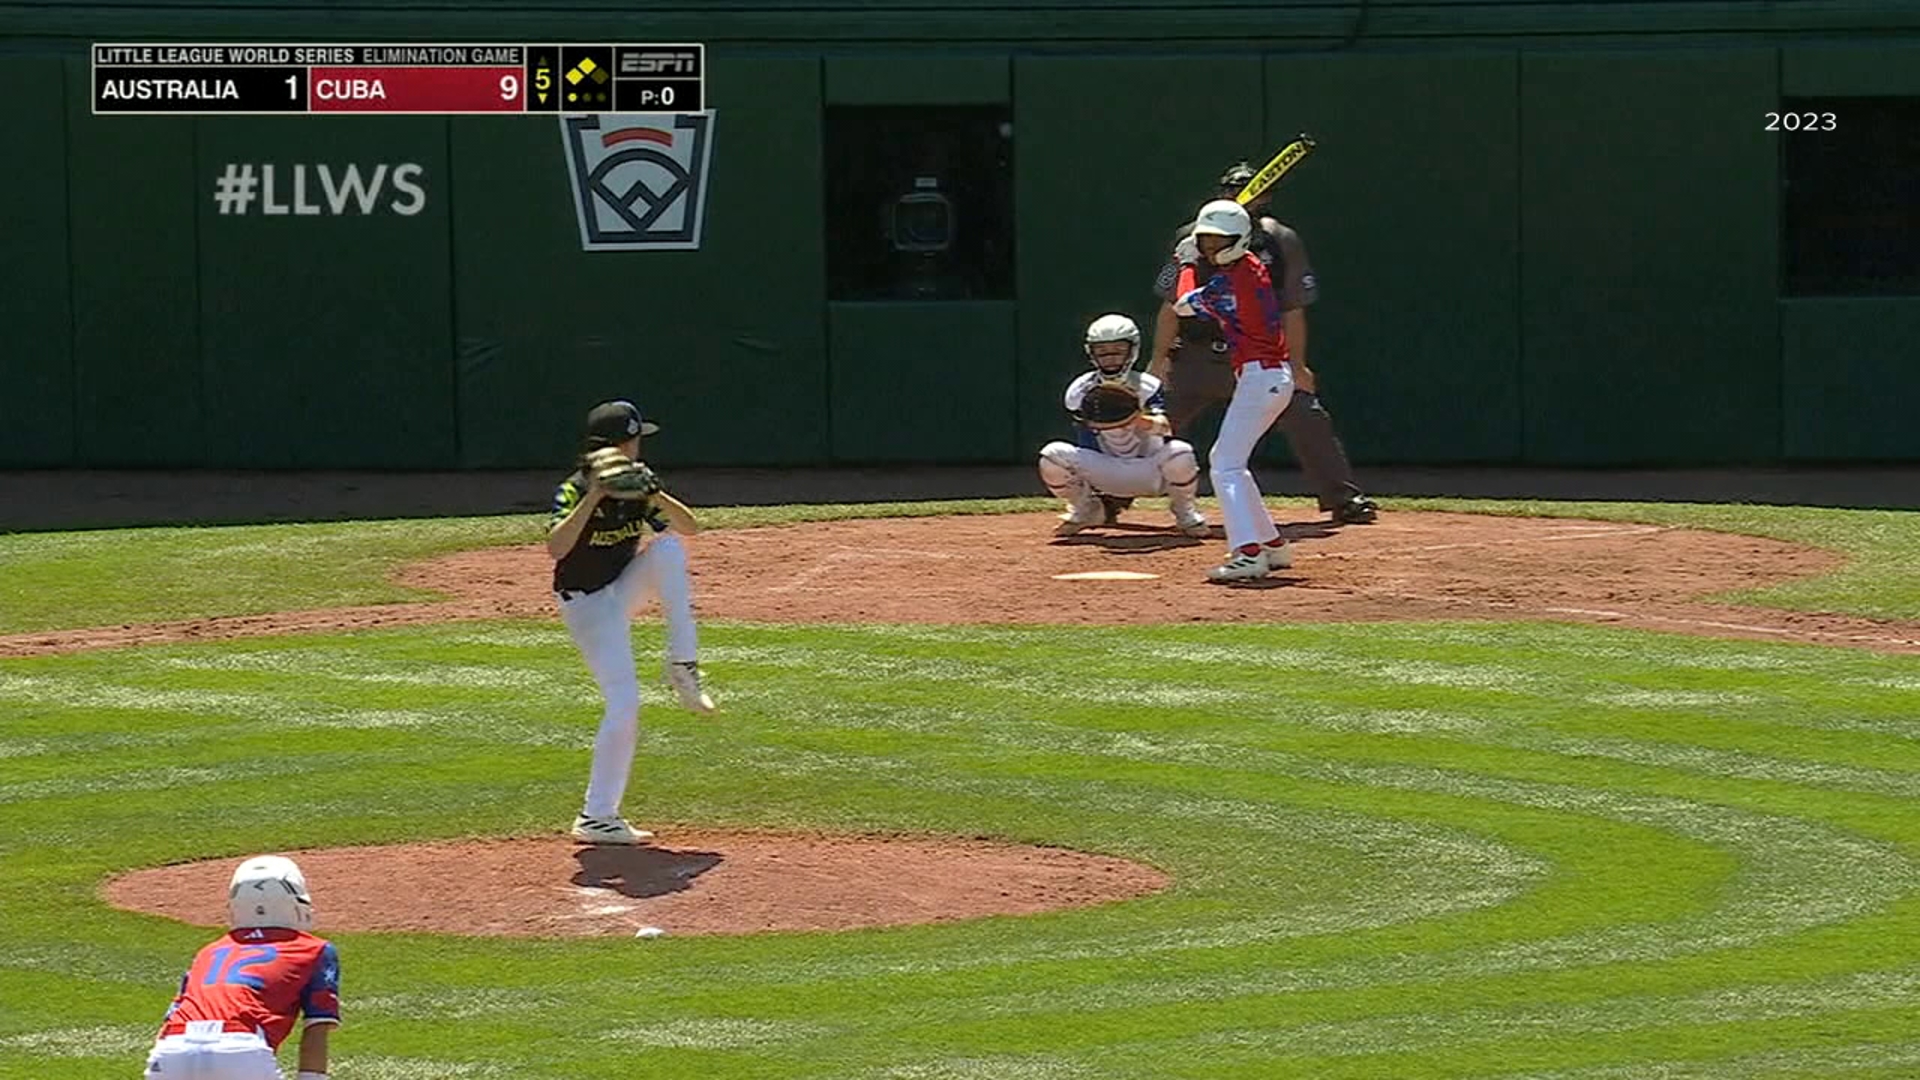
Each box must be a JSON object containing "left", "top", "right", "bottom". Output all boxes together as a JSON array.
[
  {"left": 1162, "top": 441, "right": 1203, "bottom": 526},
  {"left": 1038, "top": 444, "right": 1100, "bottom": 526}
]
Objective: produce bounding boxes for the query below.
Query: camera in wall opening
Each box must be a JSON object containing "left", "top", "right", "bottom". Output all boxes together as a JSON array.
[
  {"left": 887, "top": 176, "right": 968, "bottom": 299},
  {"left": 890, "top": 177, "right": 954, "bottom": 253}
]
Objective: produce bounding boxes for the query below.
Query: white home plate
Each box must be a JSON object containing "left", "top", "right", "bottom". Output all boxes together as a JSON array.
[{"left": 1052, "top": 570, "right": 1161, "bottom": 581}]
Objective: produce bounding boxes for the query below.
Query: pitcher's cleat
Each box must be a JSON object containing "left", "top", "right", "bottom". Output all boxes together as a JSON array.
[
  {"left": 666, "top": 661, "right": 718, "bottom": 714},
  {"left": 571, "top": 814, "right": 654, "bottom": 845}
]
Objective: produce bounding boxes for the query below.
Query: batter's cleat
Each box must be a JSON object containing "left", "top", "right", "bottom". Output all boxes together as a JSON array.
[
  {"left": 1208, "top": 547, "right": 1274, "bottom": 582},
  {"left": 1332, "top": 496, "right": 1378, "bottom": 525},
  {"left": 1175, "top": 516, "right": 1212, "bottom": 538},
  {"left": 1262, "top": 539, "right": 1295, "bottom": 569},
  {"left": 571, "top": 814, "right": 654, "bottom": 845},
  {"left": 666, "top": 661, "right": 718, "bottom": 714}
]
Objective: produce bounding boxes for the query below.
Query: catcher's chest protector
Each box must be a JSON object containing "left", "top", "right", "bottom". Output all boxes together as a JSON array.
[
  {"left": 1091, "top": 421, "right": 1160, "bottom": 460},
  {"left": 1076, "top": 372, "right": 1160, "bottom": 460}
]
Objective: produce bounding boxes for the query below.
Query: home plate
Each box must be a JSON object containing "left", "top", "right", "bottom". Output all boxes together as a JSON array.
[{"left": 1052, "top": 570, "right": 1161, "bottom": 581}]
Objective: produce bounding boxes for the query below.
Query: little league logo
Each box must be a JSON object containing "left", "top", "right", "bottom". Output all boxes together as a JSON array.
[{"left": 560, "top": 112, "right": 716, "bottom": 251}]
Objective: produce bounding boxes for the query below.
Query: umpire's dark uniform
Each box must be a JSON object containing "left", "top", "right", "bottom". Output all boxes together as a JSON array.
[{"left": 1141, "top": 166, "right": 1377, "bottom": 526}]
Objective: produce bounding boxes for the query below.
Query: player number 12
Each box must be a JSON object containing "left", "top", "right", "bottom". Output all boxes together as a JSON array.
[{"left": 203, "top": 945, "right": 279, "bottom": 990}]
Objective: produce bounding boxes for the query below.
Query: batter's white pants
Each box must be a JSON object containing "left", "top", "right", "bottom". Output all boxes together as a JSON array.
[
  {"left": 1211, "top": 364, "right": 1295, "bottom": 550},
  {"left": 1037, "top": 440, "right": 1203, "bottom": 523},
  {"left": 143, "top": 1026, "right": 280, "bottom": 1079},
  {"left": 556, "top": 534, "right": 699, "bottom": 820}
]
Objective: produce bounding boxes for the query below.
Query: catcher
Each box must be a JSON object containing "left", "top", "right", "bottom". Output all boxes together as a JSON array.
[
  {"left": 1037, "top": 314, "right": 1210, "bottom": 538},
  {"left": 547, "top": 399, "right": 716, "bottom": 847}
]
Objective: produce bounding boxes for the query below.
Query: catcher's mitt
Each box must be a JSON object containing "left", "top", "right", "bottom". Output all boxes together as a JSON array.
[
  {"left": 1075, "top": 382, "right": 1143, "bottom": 431},
  {"left": 585, "top": 447, "right": 663, "bottom": 501}
]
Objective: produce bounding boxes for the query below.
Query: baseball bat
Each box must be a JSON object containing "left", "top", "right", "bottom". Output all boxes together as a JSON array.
[{"left": 1235, "top": 133, "right": 1317, "bottom": 205}]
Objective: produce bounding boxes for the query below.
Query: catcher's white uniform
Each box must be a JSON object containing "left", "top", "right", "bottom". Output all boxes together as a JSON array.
[{"left": 1038, "top": 370, "right": 1208, "bottom": 534}]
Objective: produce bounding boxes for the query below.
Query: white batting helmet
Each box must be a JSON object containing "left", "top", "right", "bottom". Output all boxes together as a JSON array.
[
  {"left": 1191, "top": 200, "right": 1253, "bottom": 265},
  {"left": 228, "top": 855, "right": 314, "bottom": 931},
  {"left": 1083, "top": 313, "right": 1141, "bottom": 375}
]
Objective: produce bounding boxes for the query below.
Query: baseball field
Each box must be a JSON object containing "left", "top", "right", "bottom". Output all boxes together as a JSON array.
[{"left": 4, "top": 494, "right": 1920, "bottom": 1078}]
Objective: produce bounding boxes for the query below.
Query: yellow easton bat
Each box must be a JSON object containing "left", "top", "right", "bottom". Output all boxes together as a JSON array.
[{"left": 1236, "top": 133, "right": 1317, "bottom": 205}]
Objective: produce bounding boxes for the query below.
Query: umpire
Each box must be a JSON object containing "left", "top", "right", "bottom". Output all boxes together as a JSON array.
[{"left": 1128, "top": 160, "right": 1377, "bottom": 527}]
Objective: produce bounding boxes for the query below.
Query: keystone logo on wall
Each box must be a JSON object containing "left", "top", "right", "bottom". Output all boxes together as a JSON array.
[{"left": 559, "top": 112, "right": 716, "bottom": 251}]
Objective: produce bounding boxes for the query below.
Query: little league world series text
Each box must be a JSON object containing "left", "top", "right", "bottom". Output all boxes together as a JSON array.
[
  {"left": 92, "top": 45, "right": 525, "bottom": 66},
  {"left": 90, "top": 42, "right": 706, "bottom": 115}
]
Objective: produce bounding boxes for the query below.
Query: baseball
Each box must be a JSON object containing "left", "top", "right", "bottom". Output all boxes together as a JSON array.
[{"left": 634, "top": 926, "right": 666, "bottom": 939}]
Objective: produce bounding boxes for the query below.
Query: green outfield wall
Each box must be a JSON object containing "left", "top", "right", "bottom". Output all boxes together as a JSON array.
[{"left": 3, "top": 4, "right": 1917, "bottom": 468}]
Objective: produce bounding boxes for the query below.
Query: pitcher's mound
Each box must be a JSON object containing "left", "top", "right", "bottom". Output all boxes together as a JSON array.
[{"left": 104, "top": 831, "right": 1171, "bottom": 938}]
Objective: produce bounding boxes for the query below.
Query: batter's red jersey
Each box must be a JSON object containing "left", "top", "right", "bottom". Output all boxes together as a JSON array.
[
  {"left": 1174, "top": 255, "right": 1291, "bottom": 371},
  {"left": 159, "top": 927, "right": 340, "bottom": 1050}
]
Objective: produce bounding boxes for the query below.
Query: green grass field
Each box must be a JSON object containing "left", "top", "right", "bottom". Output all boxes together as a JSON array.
[{"left": 3, "top": 499, "right": 1920, "bottom": 1078}]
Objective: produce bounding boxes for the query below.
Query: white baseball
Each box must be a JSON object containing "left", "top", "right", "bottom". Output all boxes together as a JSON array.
[{"left": 634, "top": 926, "right": 666, "bottom": 939}]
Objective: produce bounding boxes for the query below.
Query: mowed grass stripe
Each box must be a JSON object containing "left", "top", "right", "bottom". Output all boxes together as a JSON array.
[{"left": 4, "top": 619, "right": 1920, "bottom": 1078}]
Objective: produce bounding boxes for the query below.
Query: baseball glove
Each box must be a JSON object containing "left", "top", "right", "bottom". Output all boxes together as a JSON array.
[
  {"left": 1075, "top": 382, "right": 1143, "bottom": 431},
  {"left": 585, "top": 447, "right": 663, "bottom": 501}
]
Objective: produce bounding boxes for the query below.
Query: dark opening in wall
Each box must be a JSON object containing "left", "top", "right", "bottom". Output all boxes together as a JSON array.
[
  {"left": 1781, "top": 96, "right": 1920, "bottom": 297},
  {"left": 824, "top": 105, "right": 1015, "bottom": 301}
]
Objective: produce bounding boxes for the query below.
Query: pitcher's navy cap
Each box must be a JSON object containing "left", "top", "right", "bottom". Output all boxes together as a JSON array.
[{"left": 584, "top": 400, "right": 659, "bottom": 447}]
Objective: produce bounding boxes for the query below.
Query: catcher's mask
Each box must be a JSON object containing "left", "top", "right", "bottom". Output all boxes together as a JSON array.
[
  {"left": 584, "top": 400, "right": 660, "bottom": 450},
  {"left": 1083, "top": 313, "right": 1141, "bottom": 377},
  {"left": 228, "top": 855, "right": 314, "bottom": 931}
]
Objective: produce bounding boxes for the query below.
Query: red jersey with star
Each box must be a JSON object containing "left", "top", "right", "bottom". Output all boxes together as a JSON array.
[
  {"left": 159, "top": 927, "right": 340, "bottom": 1049},
  {"left": 1174, "top": 255, "right": 1290, "bottom": 371}
]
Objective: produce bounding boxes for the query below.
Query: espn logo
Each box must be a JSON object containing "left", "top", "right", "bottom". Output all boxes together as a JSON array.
[{"left": 619, "top": 49, "right": 701, "bottom": 76}]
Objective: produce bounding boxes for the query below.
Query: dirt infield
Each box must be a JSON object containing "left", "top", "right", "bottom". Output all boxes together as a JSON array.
[
  {"left": 104, "top": 832, "right": 1170, "bottom": 938},
  {"left": 7, "top": 510, "right": 1920, "bottom": 657},
  {"left": 46, "top": 508, "right": 1920, "bottom": 936}
]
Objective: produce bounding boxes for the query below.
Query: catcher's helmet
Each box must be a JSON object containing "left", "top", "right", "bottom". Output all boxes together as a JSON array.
[
  {"left": 228, "top": 855, "right": 314, "bottom": 931},
  {"left": 1191, "top": 200, "right": 1253, "bottom": 266},
  {"left": 1083, "top": 313, "right": 1141, "bottom": 375}
]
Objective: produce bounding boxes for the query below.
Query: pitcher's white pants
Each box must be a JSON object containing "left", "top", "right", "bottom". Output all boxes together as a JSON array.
[
  {"left": 556, "top": 534, "right": 699, "bottom": 819},
  {"left": 1037, "top": 440, "right": 1203, "bottom": 522},
  {"left": 1210, "top": 364, "right": 1295, "bottom": 550},
  {"left": 144, "top": 1027, "right": 279, "bottom": 1079}
]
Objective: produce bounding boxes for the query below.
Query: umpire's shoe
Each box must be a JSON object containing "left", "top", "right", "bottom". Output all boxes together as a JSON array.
[
  {"left": 1101, "top": 495, "right": 1134, "bottom": 525},
  {"left": 1332, "top": 496, "right": 1378, "bottom": 525}
]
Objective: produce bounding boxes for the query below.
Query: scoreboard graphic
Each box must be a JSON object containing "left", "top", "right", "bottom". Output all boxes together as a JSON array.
[{"left": 92, "top": 43, "right": 706, "bottom": 115}]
